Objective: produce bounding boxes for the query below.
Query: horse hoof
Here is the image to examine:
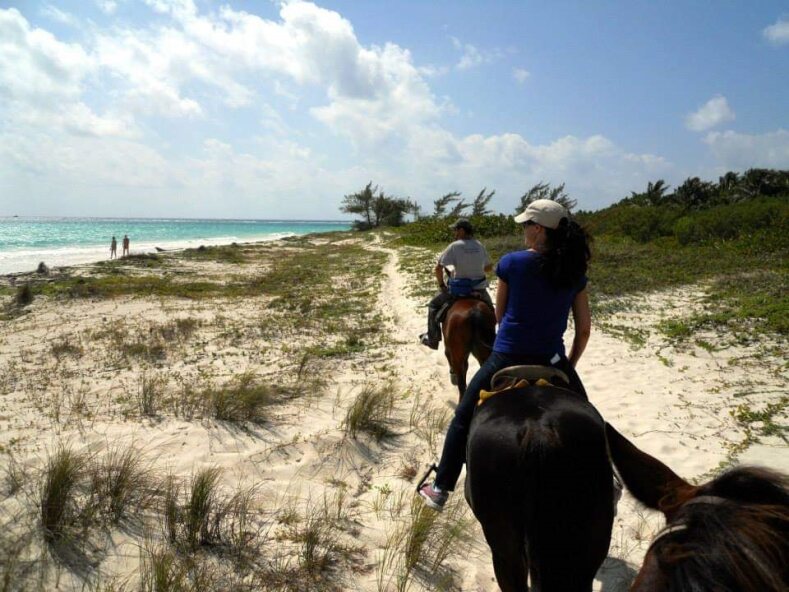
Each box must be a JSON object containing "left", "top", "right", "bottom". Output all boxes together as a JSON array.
[{"left": 449, "top": 372, "right": 458, "bottom": 385}]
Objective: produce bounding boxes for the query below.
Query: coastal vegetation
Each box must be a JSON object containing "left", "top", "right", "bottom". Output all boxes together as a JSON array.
[
  {"left": 0, "top": 171, "right": 785, "bottom": 591},
  {"left": 383, "top": 168, "right": 788, "bottom": 340},
  {"left": 1, "top": 231, "right": 486, "bottom": 591}
]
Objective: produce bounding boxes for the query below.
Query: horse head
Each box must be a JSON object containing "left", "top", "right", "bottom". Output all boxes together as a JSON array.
[{"left": 605, "top": 423, "right": 789, "bottom": 592}]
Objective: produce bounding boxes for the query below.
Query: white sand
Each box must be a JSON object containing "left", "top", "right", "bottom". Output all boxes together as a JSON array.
[{"left": 0, "top": 235, "right": 786, "bottom": 591}]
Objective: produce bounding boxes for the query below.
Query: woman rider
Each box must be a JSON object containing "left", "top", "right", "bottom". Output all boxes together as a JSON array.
[{"left": 418, "top": 198, "right": 592, "bottom": 510}]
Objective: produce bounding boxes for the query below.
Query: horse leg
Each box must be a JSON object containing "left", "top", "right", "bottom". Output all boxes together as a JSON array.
[
  {"left": 445, "top": 347, "right": 469, "bottom": 402},
  {"left": 481, "top": 528, "right": 529, "bottom": 592}
]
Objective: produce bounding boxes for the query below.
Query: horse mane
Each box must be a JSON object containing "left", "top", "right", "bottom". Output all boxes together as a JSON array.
[{"left": 654, "top": 466, "right": 789, "bottom": 592}]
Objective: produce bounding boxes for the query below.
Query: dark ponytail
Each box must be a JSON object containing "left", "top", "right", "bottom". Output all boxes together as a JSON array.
[{"left": 539, "top": 218, "right": 591, "bottom": 289}]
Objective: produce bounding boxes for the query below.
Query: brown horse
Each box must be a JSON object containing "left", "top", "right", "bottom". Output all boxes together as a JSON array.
[
  {"left": 606, "top": 423, "right": 789, "bottom": 592},
  {"left": 465, "top": 383, "right": 615, "bottom": 591},
  {"left": 441, "top": 297, "right": 495, "bottom": 400}
]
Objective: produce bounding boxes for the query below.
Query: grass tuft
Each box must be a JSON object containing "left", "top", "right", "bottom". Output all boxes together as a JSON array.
[
  {"left": 137, "top": 372, "right": 167, "bottom": 417},
  {"left": 40, "top": 445, "right": 87, "bottom": 541},
  {"left": 90, "top": 444, "right": 154, "bottom": 523},
  {"left": 343, "top": 383, "right": 396, "bottom": 441},
  {"left": 208, "top": 373, "right": 272, "bottom": 424},
  {"left": 139, "top": 542, "right": 190, "bottom": 592}
]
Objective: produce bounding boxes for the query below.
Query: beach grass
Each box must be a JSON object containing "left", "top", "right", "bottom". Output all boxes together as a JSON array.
[
  {"left": 206, "top": 373, "right": 273, "bottom": 424},
  {"left": 40, "top": 445, "right": 89, "bottom": 541},
  {"left": 342, "top": 383, "right": 397, "bottom": 441},
  {"left": 90, "top": 443, "right": 156, "bottom": 523},
  {"left": 178, "top": 244, "right": 248, "bottom": 264}
]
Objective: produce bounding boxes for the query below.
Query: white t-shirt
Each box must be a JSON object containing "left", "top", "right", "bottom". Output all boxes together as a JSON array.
[{"left": 438, "top": 239, "right": 491, "bottom": 288}]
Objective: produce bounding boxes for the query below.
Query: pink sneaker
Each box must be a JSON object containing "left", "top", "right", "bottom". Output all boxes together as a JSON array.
[{"left": 418, "top": 483, "right": 448, "bottom": 511}]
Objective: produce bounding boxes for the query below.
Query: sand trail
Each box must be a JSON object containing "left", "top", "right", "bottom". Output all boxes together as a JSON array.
[{"left": 0, "top": 235, "right": 785, "bottom": 591}]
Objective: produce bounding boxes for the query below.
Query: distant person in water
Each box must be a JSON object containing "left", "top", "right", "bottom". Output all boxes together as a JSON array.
[
  {"left": 122, "top": 235, "right": 130, "bottom": 257},
  {"left": 110, "top": 236, "right": 117, "bottom": 259}
]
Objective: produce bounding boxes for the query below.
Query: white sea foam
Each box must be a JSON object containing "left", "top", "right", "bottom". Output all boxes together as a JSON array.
[{"left": 0, "top": 233, "right": 295, "bottom": 275}]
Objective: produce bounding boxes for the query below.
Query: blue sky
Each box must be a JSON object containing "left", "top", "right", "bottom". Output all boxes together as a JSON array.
[{"left": 1, "top": 0, "right": 787, "bottom": 219}]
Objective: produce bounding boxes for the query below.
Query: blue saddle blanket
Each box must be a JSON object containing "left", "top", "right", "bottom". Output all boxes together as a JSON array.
[{"left": 448, "top": 277, "right": 486, "bottom": 297}]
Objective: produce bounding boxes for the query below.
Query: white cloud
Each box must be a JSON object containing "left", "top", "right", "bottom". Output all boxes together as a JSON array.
[
  {"left": 399, "top": 127, "right": 671, "bottom": 211},
  {"left": 704, "top": 129, "right": 789, "bottom": 170},
  {"left": 0, "top": 8, "right": 134, "bottom": 139},
  {"left": 94, "top": 27, "right": 206, "bottom": 118},
  {"left": 685, "top": 95, "right": 735, "bottom": 132},
  {"left": 450, "top": 36, "right": 504, "bottom": 70},
  {"left": 512, "top": 67, "right": 530, "bottom": 84},
  {"left": 0, "top": 8, "right": 93, "bottom": 102},
  {"left": 0, "top": 1, "right": 677, "bottom": 216},
  {"left": 763, "top": 17, "right": 789, "bottom": 45},
  {"left": 40, "top": 4, "right": 79, "bottom": 27},
  {"left": 96, "top": 1, "right": 119, "bottom": 15}
]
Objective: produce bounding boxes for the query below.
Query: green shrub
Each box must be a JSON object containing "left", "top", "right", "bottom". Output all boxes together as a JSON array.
[
  {"left": 578, "top": 204, "right": 682, "bottom": 242},
  {"left": 14, "top": 284, "right": 33, "bottom": 307},
  {"left": 673, "top": 197, "right": 788, "bottom": 245},
  {"left": 397, "top": 214, "right": 518, "bottom": 246}
]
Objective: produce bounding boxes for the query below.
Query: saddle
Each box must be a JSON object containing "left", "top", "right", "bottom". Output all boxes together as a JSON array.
[
  {"left": 436, "top": 292, "right": 489, "bottom": 325},
  {"left": 478, "top": 365, "right": 571, "bottom": 406}
]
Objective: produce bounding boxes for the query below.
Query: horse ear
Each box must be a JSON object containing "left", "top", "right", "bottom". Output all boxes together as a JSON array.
[{"left": 606, "top": 423, "right": 695, "bottom": 515}]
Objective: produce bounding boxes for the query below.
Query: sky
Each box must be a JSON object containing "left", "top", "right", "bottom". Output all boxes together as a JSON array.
[{"left": 0, "top": 0, "right": 787, "bottom": 219}]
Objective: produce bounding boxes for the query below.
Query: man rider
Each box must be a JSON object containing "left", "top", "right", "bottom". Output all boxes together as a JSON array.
[{"left": 419, "top": 219, "right": 494, "bottom": 350}]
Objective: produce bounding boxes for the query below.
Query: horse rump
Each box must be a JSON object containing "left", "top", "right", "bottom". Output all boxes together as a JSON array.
[{"left": 466, "top": 386, "right": 614, "bottom": 591}]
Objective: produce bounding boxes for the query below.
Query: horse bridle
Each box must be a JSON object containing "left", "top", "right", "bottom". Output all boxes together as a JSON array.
[
  {"left": 646, "top": 495, "right": 728, "bottom": 553},
  {"left": 645, "top": 494, "right": 778, "bottom": 584}
]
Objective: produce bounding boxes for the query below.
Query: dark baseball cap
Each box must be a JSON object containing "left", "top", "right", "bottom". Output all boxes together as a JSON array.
[{"left": 449, "top": 218, "right": 474, "bottom": 233}]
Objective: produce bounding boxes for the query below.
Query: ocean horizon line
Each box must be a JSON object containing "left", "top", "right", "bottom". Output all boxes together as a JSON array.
[{"left": 0, "top": 215, "right": 353, "bottom": 224}]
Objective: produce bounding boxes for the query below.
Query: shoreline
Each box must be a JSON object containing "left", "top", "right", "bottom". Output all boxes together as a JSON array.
[{"left": 0, "top": 231, "right": 334, "bottom": 276}]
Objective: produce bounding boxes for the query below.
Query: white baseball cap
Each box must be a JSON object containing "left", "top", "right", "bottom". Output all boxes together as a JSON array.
[{"left": 513, "top": 199, "right": 568, "bottom": 229}]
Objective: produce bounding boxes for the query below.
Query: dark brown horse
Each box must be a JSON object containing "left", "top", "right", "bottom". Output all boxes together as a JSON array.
[
  {"left": 465, "top": 383, "right": 614, "bottom": 591},
  {"left": 441, "top": 297, "right": 495, "bottom": 400},
  {"left": 606, "top": 423, "right": 789, "bottom": 592}
]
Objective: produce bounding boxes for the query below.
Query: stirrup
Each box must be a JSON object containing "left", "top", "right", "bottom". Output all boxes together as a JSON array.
[{"left": 416, "top": 463, "right": 437, "bottom": 492}]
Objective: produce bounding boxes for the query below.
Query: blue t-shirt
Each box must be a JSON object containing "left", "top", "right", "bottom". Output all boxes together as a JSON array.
[{"left": 494, "top": 250, "right": 587, "bottom": 356}]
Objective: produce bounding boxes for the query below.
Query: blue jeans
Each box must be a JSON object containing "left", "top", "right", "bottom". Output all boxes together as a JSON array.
[{"left": 433, "top": 350, "right": 587, "bottom": 491}]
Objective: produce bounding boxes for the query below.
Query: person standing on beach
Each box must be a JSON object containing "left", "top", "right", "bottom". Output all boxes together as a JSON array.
[
  {"left": 419, "top": 219, "right": 494, "bottom": 350},
  {"left": 418, "top": 199, "right": 592, "bottom": 510},
  {"left": 110, "top": 236, "right": 117, "bottom": 259},
  {"left": 122, "top": 235, "right": 130, "bottom": 257}
]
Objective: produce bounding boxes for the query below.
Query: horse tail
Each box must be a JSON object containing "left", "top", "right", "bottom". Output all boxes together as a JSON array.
[{"left": 515, "top": 398, "right": 614, "bottom": 580}]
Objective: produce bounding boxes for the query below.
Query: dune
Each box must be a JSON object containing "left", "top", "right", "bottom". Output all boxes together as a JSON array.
[{"left": 0, "top": 232, "right": 785, "bottom": 591}]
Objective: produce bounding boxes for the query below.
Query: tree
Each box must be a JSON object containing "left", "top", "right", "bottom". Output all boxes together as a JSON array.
[
  {"left": 373, "top": 194, "right": 417, "bottom": 227},
  {"left": 736, "top": 168, "right": 789, "bottom": 200},
  {"left": 516, "top": 182, "right": 577, "bottom": 212},
  {"left": 447, "top": 198, "right": 470, "bottom": 218},
  {"left": 718, "top": 171, "right": 739, "bottom": 194},
  {"left": 340, "top": 182, "right": 376, "bottom": 229},
  {"left": 672, "top": 177, "right": 717, "bottom": 210},
  {"left": 340, "top": 182, "right": 415, "bottom": 229},
  {"left": 432, "top": 192, "right": 462, "bottom": 217},
  {"left": 471, "top": 188, "right": 495, "bottom": 216},
  {"left": 627, "top": 180, "right": 670, "bottom": 207}
]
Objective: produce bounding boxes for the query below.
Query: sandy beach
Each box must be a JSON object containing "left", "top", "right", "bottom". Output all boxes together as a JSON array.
[{"left": 0, "top": 231, "right": 786, "bottom": 591}]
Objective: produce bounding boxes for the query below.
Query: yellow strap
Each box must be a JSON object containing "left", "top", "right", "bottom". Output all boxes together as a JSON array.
[{"left": 478, "top": 377, "right": 552, "bottom": 405}]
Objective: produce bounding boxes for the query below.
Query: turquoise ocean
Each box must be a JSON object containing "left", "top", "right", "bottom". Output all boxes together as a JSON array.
[{"left": 0, "top": 217, "right": 351, "bottom": 274}]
